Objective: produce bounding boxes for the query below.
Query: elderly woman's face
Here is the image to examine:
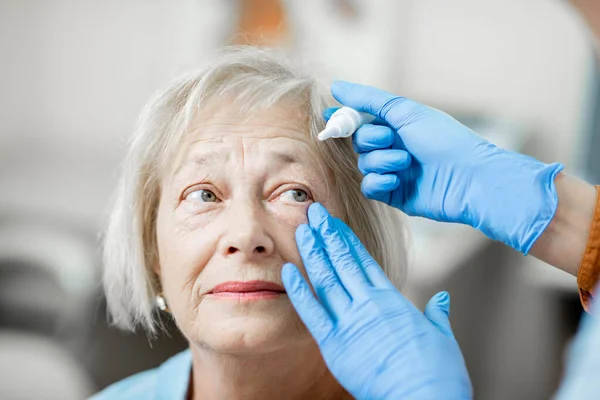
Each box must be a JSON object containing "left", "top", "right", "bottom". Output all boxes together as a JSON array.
[{"left": 156, "top": 100, "right": 339, "bottom": 353}]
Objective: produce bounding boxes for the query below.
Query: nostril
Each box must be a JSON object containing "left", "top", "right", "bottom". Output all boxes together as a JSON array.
[
  {"left": 227, "top": 247, "right": 238, "bottom": 254},
  {"left": 255, "top": 246, "right": 265, "bottom": 253}
]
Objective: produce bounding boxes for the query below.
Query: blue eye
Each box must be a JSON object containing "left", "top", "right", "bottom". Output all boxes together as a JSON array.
[
  {"left": 186, "top": 189, "right": 218, "bottom": 203},
  {"left": 281, "top": 189, "right": 310, "bottom": 203}
]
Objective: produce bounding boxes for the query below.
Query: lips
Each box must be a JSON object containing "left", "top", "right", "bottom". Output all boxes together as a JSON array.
[{"left": 208, "top": 280, "right": 286, "bottom": 299}]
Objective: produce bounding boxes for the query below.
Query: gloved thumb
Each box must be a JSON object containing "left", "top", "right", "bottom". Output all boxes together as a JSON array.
[{"left": 424, "top": 291, "right": 455, "bottom": 340}]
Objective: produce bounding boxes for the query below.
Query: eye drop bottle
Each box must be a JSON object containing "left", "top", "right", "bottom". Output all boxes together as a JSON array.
[{"left": 318, "top": 106, "right": 376, "bottom": 141}]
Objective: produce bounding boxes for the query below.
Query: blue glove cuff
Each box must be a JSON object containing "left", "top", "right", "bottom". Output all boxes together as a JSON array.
[
  {"left": 469, "top": 152, "right": 564, "bottom": 255},
  {"left": 519, "top": 161, "right": 564, "bottom": 254}
]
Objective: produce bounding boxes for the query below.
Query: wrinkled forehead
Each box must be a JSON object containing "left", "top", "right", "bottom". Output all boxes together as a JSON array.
[
  {"left": 188, "top": 98, "right": 312, "bottom": 143},
  {"left": 166, "top": 98, "right": 329, "bottom": 179},
  {"left": 198, "top": 96, "right": 310, "bottom": 130}
]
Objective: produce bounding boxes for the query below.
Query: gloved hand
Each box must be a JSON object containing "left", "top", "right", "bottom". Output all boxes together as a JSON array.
[
  {"left": 282, "top": 203, "right": 472, "bottom": 400},
  {"left": 325, "top": 81, "right": 564, "bottom": 254}
]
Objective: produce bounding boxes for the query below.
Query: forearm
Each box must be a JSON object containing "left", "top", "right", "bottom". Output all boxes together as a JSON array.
[{"left": 529, "top": 173, "right": 597, "bottom": 276}]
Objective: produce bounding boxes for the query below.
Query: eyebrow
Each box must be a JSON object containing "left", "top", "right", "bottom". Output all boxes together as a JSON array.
[
  {"left": 177, "top": 149, "right": 302, "bottom": 175},
  {"left": 270, "top": 151, "right": 300, "bottom": 165},
  {"left": 190, "top": 152, "right": 223, "bottom": 168},
  {"left": 174, "top": 151, "right": 222, "bottom": 175}
]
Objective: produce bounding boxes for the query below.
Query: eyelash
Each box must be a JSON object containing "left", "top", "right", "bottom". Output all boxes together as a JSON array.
[
  {"left": 274, "top": 186, "right": 313, "bottom": 203},
  {"left": 181, "top": 185, "right": 222, "bottom": 203},
  {"left": 181, "top": 184, "right": 314, "bottom": 204}
]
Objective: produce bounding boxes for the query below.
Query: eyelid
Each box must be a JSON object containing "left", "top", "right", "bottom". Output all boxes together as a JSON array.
[
  {"left": 272, "top": 184, "right": 314, "bottom": 202},
  {"left": 181, "top": 184, "right": 222, "bottom": 202}
]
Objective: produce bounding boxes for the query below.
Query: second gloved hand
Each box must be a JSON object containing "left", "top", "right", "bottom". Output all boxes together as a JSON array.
[
  {"left": 327, "top": 81, "right": 564, "bottom": 254},
  {"left": 282, "top": 203, "right": 472, "bottom": 400}
]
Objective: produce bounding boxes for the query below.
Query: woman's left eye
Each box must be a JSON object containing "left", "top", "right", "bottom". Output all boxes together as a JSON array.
[
  {"left": 280, "top": 189, "right": 311, "bottom": 203},
  {"left": 185, "top": 189, "right": 219, "bottom": 203}
]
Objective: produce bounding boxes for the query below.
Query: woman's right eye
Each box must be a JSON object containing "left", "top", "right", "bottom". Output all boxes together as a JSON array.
[{"left": 185, "top": 189, "right": 219, "bottom": 203}]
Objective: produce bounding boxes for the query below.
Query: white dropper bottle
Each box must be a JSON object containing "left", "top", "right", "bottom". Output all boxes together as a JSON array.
[{"left": 318, "top": 106, "right": 376, "bottom": 141}]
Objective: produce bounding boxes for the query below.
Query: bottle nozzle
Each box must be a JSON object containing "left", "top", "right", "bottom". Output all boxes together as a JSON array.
[
  {"left": 318, "top": 106, "right": 376, "bottom": 142},
  {"left": 318, "top": 125, "right": 342, "bottom": 141}
]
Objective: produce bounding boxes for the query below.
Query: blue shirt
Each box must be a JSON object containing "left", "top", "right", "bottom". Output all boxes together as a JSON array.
[
  {"left": 90, "top": 350, "right": 192, "bottom": 400},
  {"left": 90, "top": 296, "right": 600, "bottom": 400},
  {"left": 553, "top": 291, "right": 600, "bottom": 399}
]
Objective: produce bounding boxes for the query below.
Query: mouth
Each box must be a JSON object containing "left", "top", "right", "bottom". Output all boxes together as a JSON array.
[{"left": 207, "top": 280, "right": 287, "bottom": 300}]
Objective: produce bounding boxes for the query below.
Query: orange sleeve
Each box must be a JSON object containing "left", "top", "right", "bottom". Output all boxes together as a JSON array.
[{"left": 577, "top": 185, "right": 600, "bottom": 312}]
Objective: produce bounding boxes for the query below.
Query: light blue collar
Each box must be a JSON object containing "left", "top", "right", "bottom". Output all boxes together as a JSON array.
[{"left": 154, "top": 349, "right": 192, "bottom": 400}]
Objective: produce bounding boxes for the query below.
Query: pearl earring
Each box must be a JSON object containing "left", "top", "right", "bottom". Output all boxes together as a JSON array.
[{"left": 156, "top": 292, "right": 170, "bottom": 312}]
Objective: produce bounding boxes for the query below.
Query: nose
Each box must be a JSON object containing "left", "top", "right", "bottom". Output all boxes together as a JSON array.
[{"left": 219, "top": 203, "right": 275, "bottom": 261}]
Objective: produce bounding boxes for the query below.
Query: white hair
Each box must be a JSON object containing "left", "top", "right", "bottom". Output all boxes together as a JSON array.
[{"left": 103, "top": 46, "right": 409, "bottom": 334}]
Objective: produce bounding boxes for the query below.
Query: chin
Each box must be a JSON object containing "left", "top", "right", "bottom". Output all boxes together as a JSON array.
[{"left": 187, "top": 301, "right": 311, "bottom": 354}]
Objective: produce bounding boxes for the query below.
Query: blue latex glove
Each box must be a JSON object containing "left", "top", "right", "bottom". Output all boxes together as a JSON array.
[
  {"left": 325, "top": 81, "right": 564, "bottom": 254},
  {"left": 282, "top": 203, "right": 472, "bottom": 400}
]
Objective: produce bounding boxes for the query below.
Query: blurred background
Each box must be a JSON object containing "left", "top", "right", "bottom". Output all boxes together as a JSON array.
[{"left": 0, "top": 0, "right": 597, "bottom": 399}]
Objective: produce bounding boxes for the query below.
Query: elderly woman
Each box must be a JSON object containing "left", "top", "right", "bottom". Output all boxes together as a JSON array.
[{"left": 94, "top": 46, "right": 407, "bottom": 399}]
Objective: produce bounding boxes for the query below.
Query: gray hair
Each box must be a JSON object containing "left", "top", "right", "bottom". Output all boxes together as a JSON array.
[{"left": 103, "top": 46, "right": 409, "bottom": 334}]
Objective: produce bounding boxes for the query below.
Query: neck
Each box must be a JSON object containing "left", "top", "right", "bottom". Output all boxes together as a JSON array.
[{"left": 188, "top": 340, "right": 350, "bottom": 400}]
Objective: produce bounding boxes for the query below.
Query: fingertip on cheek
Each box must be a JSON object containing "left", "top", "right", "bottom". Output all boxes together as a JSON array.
[
  {"left": 295, "top": 223, "right": 312, "bottom": 239},
  {"left": 281, "top": 262, "right": 295, "bottom": 279},
  {"left": 282, "top": 262, "right": 305, "bottom": 293},
  {"left": 307, "top": 202, "right": 329, "bottom": 227}
]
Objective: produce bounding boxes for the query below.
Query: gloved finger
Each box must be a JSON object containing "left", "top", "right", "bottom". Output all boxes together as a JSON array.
[
  {"left": 333, "top": 218, "right": 396, "bottom": 289},
  {"left": 323, "top": 108, "right": 383, "bottom": 153},
  {"left": 323, "top": 107, "right": 339, "bottom": 121},
  {"left": 323, "top": 107, "right": 387, "bottom": 126},
  {"left": 424, "top": 291, "right": 455, "bottom": 340},
  {"left": 361, "top": 173, "right": 400, "bottom": 203},
  {"left": 358, "top": 149, "right": 411, "bottom": 175},
  {"left": 282, "top": 263, "right": 334, "bottom": 342},
  {"left": 353, "top": 124, "right": 396, "bottom": 153},
  {"left": 331, "top": 81, "right": 425, "bottom": 132},
  {"left": 295, "top": 223, "right": 352, "bottom": 314},
  {"left": 307, "top": 203, "right": 371, "bottom": 299}
]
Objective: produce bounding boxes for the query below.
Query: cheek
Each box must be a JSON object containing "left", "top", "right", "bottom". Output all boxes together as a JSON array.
[
  {"left": 268, "top": 196, "right": 342, "bottom": 231},
  {"left": 267, "top": 202, "right": 309, "bottom": 267},
  {"left": 268, "top": 199, "right": 343, "bottom": 270},
  {"left": 155, "top": 202, "right": 218, "bottom": 294},
  {"left": 269, "top": 202, "right": 310, "bottom": 228}
]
